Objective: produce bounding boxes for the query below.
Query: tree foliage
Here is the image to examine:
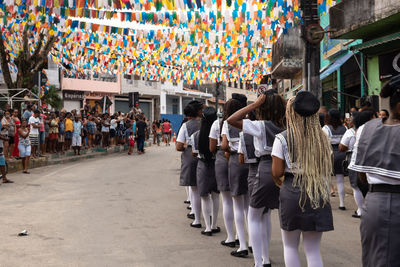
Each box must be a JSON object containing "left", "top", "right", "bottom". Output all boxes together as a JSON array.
[{"left": 0, "top": 19, "right": 58, "bottom": 89}]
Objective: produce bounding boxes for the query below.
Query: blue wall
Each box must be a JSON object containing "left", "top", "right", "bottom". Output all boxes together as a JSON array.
[{"left": 161, "top": 114, "right": 184, "bottom": 136}]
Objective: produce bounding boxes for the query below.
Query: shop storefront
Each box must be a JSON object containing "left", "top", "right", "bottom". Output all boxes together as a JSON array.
[
  {"left": 61, "top": 72, "right": 121, "bottom": 114},
  {"left": 62, "top": 90, "right": 84, "bottom": 111}
]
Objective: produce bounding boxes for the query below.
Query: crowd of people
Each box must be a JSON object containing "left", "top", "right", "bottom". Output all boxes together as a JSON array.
[
  {"left": 175, "top": 74, "right": 400, "bottom": 267},
  {"left": 0, "top": 103, "right": 153, "bottom": 179}
]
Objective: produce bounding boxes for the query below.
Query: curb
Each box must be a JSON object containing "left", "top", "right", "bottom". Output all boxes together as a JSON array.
[{"left": 7, "top": 142, "right": 151, "bottom": 174}]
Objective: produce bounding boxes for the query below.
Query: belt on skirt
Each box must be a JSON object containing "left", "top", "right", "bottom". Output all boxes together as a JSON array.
[
  {"left": 258, "top": 154, "right": 272, "bottom": 161},
  {"left": 369, "top": 184, "right": 400, "bottom": 194}
]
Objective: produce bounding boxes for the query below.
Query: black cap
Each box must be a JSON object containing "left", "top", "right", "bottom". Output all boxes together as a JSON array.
[
  {"left": 232, "top": 93, "right": 247, "bottom": 106},
  {"left": 293, "top": 91, "right": 320, "bottom": 117}
]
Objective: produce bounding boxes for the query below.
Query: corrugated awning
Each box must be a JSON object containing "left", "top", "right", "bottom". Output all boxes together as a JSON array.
[
  {"left": 320, "top": 52, "right": 354, "bottom": 80},
  {"left": 351, "top": 32, "right": 400, "bottom": 51}
]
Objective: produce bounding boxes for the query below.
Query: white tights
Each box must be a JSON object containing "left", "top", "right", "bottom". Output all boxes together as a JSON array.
[
  {"left": 233, "top": 195, "right": 248, "bottom": 251},
  {"left": 185, "top": 186, "right": 190, "bottom": 202},
  {"left": 249, "top": 207, "right": 271, "bottom": 266},
  {"left": 190, "top": 186, "right": 201, "bottom": 224},
  {"left": 352, "top": 186, "right": 364, "bottom": 216},
  {"left": 281, "top": 230, "right": 323, "bottom": 267},
  {"left": 221, "top": 191, "right": 235, "bottom": 242},
  {"left": 336, "top": 174, "right": 345, "bottom": 207},
  {"left": 200, "top": 192, "right": 220, "bottom": 231}
]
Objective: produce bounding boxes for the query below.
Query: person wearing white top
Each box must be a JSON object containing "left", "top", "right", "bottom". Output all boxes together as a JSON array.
[
  {"left": 190, "top": 107, "right": 220, "bottom": 236},
  {"left": 272, "top": 91, "right": 333, "bottom": 267},
  {"left": 339, "top": 112, "right": 364, "bottom": 218},
  {"left": 349, "top": 77, "right": 400, "bottom": 267},
  {"left": 221, "top": 94, "right": 250, "bottom": 258},
  {"left": 176, "top": 101, "right": 203, "bottom": 228},
  {"left": 322, "top": 109, "right": 347, "bottom": 210},
  {"left": 209, "top": 117, "right": 235, "bottom": 248},
  {"left": 228, "top": 90, "right": 286, "bottom": 267}
]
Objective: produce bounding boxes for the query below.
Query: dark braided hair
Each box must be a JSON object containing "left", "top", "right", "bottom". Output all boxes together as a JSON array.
[
  {"left": 256, "top": 90, "right": 286, "bottom": 128},
  {"left": 199, "top": 107, "right": 217, "bottom": 161}
]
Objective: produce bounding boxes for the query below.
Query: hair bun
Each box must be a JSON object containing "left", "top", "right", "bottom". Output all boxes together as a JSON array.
[{"left": 380, "top": 74, "right": 400, "bottom": 98}]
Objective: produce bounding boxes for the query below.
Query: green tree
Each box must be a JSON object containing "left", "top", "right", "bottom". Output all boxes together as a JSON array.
[
  {"left": 32, "top": 85, "right": 62, "bottom": 110},
  {"left": 0, "top": 17, "right": 58, "bottom": 89}
]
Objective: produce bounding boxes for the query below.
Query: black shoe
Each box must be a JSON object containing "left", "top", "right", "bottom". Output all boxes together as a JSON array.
[
  {"left": 190, "top": 223, "right": 202, "bottom": 228},
  {"left": 187, "top": 213, "right": 195, "bottom": 219},
  {"left": 339, "top": 206, "right": 346, "bottom": 210},
  {"left": 211, "top": 227, "right": 221, "bottom": 233},
  {"left": 221, "top": 240, "right": 236, "bottom": 248},
  {"left": 235, "top": 239, "right": 240, "bottom": 245},
  {"left": 231, "top": 249, "right": 248, "bottom": 258},
  {"left": 352, "top": 211, "right": 361, "bottom": 218},
  {"left": 184, "top": 200, "right": 191, "bottom": 204},
  {"left": 248, "top": 246, "right": 253, "bottom": 253},
  {"left": 187, "top": 206, "right": 192, "bottom": 210},
  {"left": 263, "top": 264, "right": 272, "bottom": 267},
  {"left": 201, "top": 230, "right": 212, "bottom": 236}
]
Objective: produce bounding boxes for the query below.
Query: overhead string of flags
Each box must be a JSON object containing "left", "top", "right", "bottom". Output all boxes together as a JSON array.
[{"left": 0, "top": 0, "right": 333, "bottom": 88}]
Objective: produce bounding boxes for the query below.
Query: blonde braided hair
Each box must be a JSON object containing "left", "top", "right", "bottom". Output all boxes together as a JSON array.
[{"left": 286, "top": 97, "right": 333, "bottom": 209}]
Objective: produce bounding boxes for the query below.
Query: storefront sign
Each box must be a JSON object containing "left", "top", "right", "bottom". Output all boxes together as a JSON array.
[
  {"left": 85, "top": 92, "right": 113, "bottom": 99},
  {"left": 379, "top": 50, "right": 400, "bottom": 80},
  {"left": 63, "top": 90, "right": 84, "bottom": 101}
]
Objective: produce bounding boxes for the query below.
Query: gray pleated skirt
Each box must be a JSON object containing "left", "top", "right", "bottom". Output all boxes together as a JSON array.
[
  {"left": 333, "top": 147, "right": 346, "bottom": 175},
  {"left": 250, "top": 157, "right": 280, "bottom": 210},
  {"left": 196, "top": 159, "right": 219, "bottom": 197},
  {"left": 361, "top": 191, "right": 400, "bottom": 267},
  {"left": 228, "top": 153, "right": 249, "bottom": 196},
  {"left": 215, "top": 150, "right": 230, "bottom": 192},
  {"left": 247, "top": 162, "right": 259, "bottom": 197},
  {"left": 347, "top": 152, "right": 358, "bottom": 188},
  {"left": 279, "top": 175, "right": 334, "bottom": 232},
  {"left": 179, "top": 146, "right": 198, "bottom": 186}
]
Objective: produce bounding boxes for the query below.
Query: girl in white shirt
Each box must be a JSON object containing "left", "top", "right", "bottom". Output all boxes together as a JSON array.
[
  {"left": 209, "top": 111, "right": 235, "bottom": 248},
  {"left": 228, "top": 90, "right": 286, "bottom": 267},
  {"left": 221, "top": 94, "right": 249, "bottom": 258},
  {"left": 272, "top": 91, "right": 334, "bottom": 267},
  {"left": 349, "top": 77, "right": 400, "bottom": 267}
]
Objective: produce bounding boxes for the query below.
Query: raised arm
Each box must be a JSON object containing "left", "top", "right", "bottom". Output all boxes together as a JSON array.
[{"left": 227, "top": 94, "right": 266, "bottom": 129}]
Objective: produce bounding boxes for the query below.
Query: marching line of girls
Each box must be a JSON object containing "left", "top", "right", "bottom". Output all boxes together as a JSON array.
[{"left": 175, "top": 74, "right": 400, "bottom": 267}]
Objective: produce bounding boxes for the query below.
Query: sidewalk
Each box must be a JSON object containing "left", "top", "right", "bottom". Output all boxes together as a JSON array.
[{"left": 7, "top": 141, "right": 152, "bottom": 174}]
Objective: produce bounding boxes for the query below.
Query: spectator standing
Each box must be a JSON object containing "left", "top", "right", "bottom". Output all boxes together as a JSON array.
[
  {"left": 135, "top": 116, "right": 147, "bottom": 154},
  {"left": 39, "top": 111, "right": 47, "bottom": 155},
  {"left": 28, "top": 110, "right": 41, "bottom": 158},
  {"left": 72, "top": 115, "right": 83, "bottom": 155},
  {"left": 58, "top": 115, "right": 65, "bottom": 154},
  {"left": 6, "top": 110, "right": 15, "bottom": 159},
  {"left": 163, "top": 119, "right": 171, "bottom": 146},
  {"left": 12, "top": 108, "right": 20, "bottom": 158},
  {"left": 22, "top": 104, "right": 33, "bottom": 121},
  {"left": 87, "top": 116, "right": 96, "bottom": 147},
  {"left": 64, "top": 113, "right": 73, "bottom": 151},
  {"left": 152, "top": 121, "right": 157, "bottom": 144},
  {"left": 1, "top": 110, "right": 11, "bottom": 160},
  {"left": 101, "top": 113, "right": 110, "bottom": 147},
  {"left": 48, "top": 112, "right": 59, "bottom": 153},
  {"left": 110, "top": 114, "right": 118, "bottom": 146},
  {"left": 0, "top": 111, "right": 12, "bottom": 183},
  {"left": 128, "top": 131, "right": 135, "bottom": 155},
  {"left": 18, "top": 119, "right": 31, "bottom": 174}
]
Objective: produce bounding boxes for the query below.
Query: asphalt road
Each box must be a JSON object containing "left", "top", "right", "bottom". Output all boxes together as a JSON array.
[{"left": 0, "top": 145, "right": 362, "bottom": 267}]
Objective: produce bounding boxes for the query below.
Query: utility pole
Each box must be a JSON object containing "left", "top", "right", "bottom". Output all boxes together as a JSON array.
[
  {"left": 300, "top": 0, "right": 321, "bottom": 99},
  {"left": 215, "top": 81, "right": 221, "bottom": 113}
]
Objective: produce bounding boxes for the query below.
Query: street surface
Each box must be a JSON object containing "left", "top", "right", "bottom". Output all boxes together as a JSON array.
[{"left": 0, "top": 146, "right": 361, "bottom": 267}]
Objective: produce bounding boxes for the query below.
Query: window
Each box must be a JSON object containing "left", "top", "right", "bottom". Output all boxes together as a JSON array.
[{"left": 172, "top": 104, "right": 178, "bottom": 114}]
